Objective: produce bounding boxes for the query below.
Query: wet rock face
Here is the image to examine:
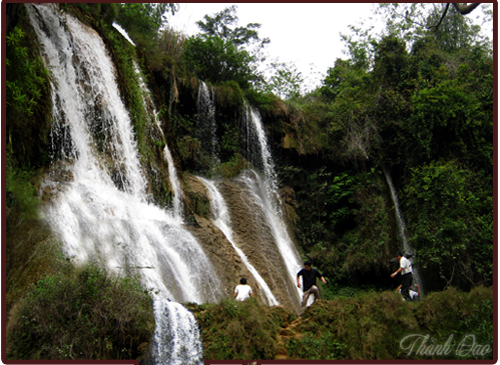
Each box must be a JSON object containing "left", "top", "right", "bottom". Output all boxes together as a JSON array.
[
  {"left": 221, "top": 179, "right": 300, "bottom": 311},
  {"left": 187, "top": 175, "right": 300, "bottom": 311}
]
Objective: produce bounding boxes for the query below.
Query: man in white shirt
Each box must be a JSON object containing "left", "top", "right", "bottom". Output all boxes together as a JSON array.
[
  {"left": 234, "top": 278, "right": 253, "bottom": 301},
  {"left": 391, "top": 251, "right": 413, "bottom": 301}
]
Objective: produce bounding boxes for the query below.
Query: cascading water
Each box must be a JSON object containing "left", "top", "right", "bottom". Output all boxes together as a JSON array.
[
  {"left": 198, "top": 176, "right": 279, "bottom": 306},
  {"left": 27, "top": 4, "right": 219, "bottom": 363},
  {"left": 197, "top": 81, "right": 219, "bottom": 171},
  {"left": 240, "top": 105, "right": 303, "bottom": 304},
  {"left": 133, "top": 61, "right": 183, "bottom": 217},
  {"left": 382, "top": 164, "right": 424, "bottom": 294}
]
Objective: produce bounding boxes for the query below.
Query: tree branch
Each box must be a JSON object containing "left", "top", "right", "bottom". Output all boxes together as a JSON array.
[
  {"left": 427, "top": 3, "right": 450, "bottom": 31},
  {"left": 453, "top": 3, "right": 481, "bottom": 15}
]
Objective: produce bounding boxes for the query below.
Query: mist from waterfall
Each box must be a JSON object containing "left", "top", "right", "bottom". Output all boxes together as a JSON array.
[{"left": 27, "top": 4, "right": 215, "bottom": 363}]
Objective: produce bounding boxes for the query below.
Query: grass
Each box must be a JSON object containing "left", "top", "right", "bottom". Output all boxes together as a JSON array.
[{"left": 187, "top": 286, "right": 493, "bottom": 361}]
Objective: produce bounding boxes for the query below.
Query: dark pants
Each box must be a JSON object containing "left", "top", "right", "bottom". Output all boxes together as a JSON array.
[{"left": 401, "top": 273, "right": 413, "bottom": 301}]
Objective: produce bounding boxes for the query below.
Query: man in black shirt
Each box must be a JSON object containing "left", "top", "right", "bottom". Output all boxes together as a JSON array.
[{"left": 297, "top": 260, "right": 327, "bottom": 314}]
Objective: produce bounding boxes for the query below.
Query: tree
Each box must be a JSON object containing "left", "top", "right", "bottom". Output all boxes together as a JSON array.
[
  {"left": 403, "top": 161, "right": 492, "bottom": 290},
  {"left": 184, "top": 35, "right": 257, "bottom": 88},
  {"left": 115, "top": 3, "right": 178, "bottom": 45},
  {"left": 195, "top": 5, "right": 269, "bottom": 59},
  {"left": 261, "top": 62, "right": 304, "bottom": 99},
  {"left": 184, "top": 6, "right": 268, "bottom": 89}
]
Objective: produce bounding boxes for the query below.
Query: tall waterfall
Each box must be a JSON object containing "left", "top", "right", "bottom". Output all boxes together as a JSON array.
[
  {"left": 27, "top": 4, "right": 218, "bottom": 363},
  {"left": 382, "top": 165, "right": 424, "bottom": 293},
  {"left": 240, "top": 105, "right": 303, "bottom": 303},
  {"left": 197, "top": 81, "right": 219, "bottom": 171},
  {"left": 199, "top": 177, "right": 279, "bottom": 306}
]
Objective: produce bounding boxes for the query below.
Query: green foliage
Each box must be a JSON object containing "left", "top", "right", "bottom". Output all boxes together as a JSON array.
[
  {"left": 402, "top": 161, "right": 492, "bottom": 289},
  {"left": 6, "top": 22, "right": 52, "bottom": 168},
  {"left": 262, "top": 62, "right": 304, "bottom": 100},
  {"left": 286, "top": 332, "right": 347, "bottom": 360},
  {"left": 216, "top": 154, "right": 249, "bottom": 179},
  {"left": 184, "top": 35, "right": 257, "bottom": 89},
  {"left": 188, "top": 298, "right": 289, "bottom": 360},
  {"left": 7, "top": 265, "right": 154, "bottom": 360},
  {"left": 373, "top": 36, "right": 408, "bottom": 88},
  {"left": 290, "top": 286, "right": 493, "bottom": 360},
  {"left": 115, "top": 3, "right": 177, "bottom": 45},
  {"left": 413, "top": 286, "right": 493, "bottom": 360},
  {"left": 196, "top": 5, "right": 269, "bottom": 51},
  {"left": 185, "top": 6, "right": 268, "bottom": 90},
  {"left": 6, "top": 156, "right": 40, "bottom": 221},
  {"left": 71, "top": 3, "right": 118, "bottom": 25}
]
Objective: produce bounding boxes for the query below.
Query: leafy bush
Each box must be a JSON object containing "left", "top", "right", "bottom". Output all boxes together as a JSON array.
[
  {"left": 6, "top": 21, "right": 52, "bottom": 168},
  {"left": 402, "top": 160, "right": 493, "bottom": 290},
  {"left": 288, "top": 286, "right": 493, "bottom": 360},
  {"left": 286, "top": 332, "right": 347, "bottom": 360},
  {"left": 7, "top": 265, "right": 154, "bottom": 360},
  {"left": 187, "top": 298, "right": 294, "bottom": 360}
]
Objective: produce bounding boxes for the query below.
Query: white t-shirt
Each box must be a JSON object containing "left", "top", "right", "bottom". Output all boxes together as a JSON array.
[
  {"left": 400, "top": 256, "right": 413, "bottom": 275},
  {"left": 234, "top": 284, "right": 253, "bottom": 301}
]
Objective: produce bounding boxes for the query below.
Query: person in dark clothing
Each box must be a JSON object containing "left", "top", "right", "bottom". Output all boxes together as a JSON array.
[{"left": 297, "top": 260, "right": 327, "bottom": 314}]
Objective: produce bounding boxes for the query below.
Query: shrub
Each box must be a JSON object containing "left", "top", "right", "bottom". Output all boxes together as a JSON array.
[
  {"left": 188, "top": 298, "right": 291, "bottom": 360},
  {"left": 7, "top": 264, "right": 154, "bottom": 360}
]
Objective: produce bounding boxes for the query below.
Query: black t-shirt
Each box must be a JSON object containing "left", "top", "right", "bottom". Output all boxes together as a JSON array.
[{"left": 297, "top": 268, "right": 323, "bottom": 292}]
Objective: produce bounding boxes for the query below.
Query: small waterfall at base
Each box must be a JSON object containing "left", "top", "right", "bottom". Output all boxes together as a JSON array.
[
  {"left": 382, "top": 164, "right": 424, "bottom": 294},
  {"left": 199, "top": 176, "right": 279, "bottom": 306},
  {"left": 27, "top": 4, "right": 216, "bottom": 363},
  {"left": 145, "top": 301, "right": 204, "bottom": 365},
  {"left": 241, "top": 105, "right": 303, "bottom": 305}
]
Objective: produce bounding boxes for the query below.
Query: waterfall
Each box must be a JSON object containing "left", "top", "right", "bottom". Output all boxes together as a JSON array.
[
  {"left": 382, "top": 164, "right": 424, "bottom": 293},
  {"left": 197, "top": 81, "right": 219, "bottom": 171},
  {"left": 133, "top": 61, "right": 183, "bottom": 217},
  {"left": 240, "top": 105, "right": 303, "bottom": 304},
  {"left": 145, "top": 301, "right": 204, "bottom": 365},
  {"left": 27, "top": 4, "right": 219, "bottom": 363},
  {"left": 112, "top": 22, "right": 136, "bottom": 46},
  {"left": 198, "top": 176, "right": 279, "bottom": 306}
]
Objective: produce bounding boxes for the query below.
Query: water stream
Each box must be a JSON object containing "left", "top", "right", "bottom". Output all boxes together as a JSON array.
[
  {"left": 382, "top": 164, "right": 424, "bottom": 294},
  {"left": 133, "top": 60, "right": 183, "bottom": 217},
  {"left": 197, "top": 81, "right": 220, "bottom": 171},
  {"left": 240, "top": 105, "right": 303, "bottom": 304}
]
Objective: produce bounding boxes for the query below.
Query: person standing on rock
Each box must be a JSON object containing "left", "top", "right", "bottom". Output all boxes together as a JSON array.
[
  {"left": 297, "top": 261, "right": 327, "bottom": 314},
  {"left": 234, "top": 278, "right": 253, "bottom": 301}
]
